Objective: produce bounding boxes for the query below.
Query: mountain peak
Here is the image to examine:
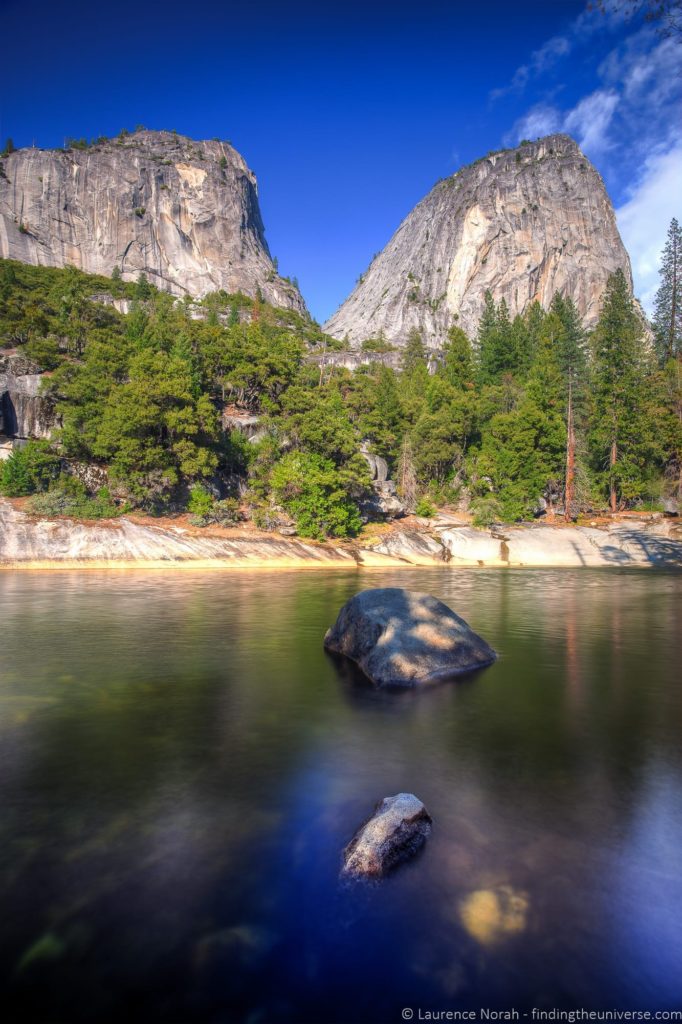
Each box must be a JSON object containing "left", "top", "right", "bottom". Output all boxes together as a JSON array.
[
  {"left": 325, "top": 134, "right": 628, "bottom": 345},
  {"left": 0, "top": 130, "right": 306, "bottom": 313}
]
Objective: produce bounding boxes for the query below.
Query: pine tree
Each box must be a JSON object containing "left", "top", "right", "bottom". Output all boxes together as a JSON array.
[
  {"left": 652, "top": 217, "right": 682, "bottom": 364},
  {"left": 477, "top": 291, "right": 498, "bottom": 381},
  {"left": 549, "top": 293, "right": 588, "bottom": 518},
  {"left": 400, "top": 327, "right": 430, "bottom": 423},
  {"left": 591, "top": 269, "right": 650, "bottom": 512},
  {"left": 400, "top": 327, "right": 427, "bottom": 374},
  {"left": 509, "top": 315, "right": 533, "bottom": 376},
  {"left": 440, "top": 325, "right": 474, "bottom": 388},
  {"left": 478, "top": 296, "right": 533, "bottom": 383}
]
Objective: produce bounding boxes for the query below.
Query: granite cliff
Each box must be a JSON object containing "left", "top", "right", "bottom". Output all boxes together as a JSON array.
[
  {"left": 325, "top": 134, "right": 631, "bottom": 347},
  {"left": 0, "top": 129, "right": 305, "bottom": 312}
]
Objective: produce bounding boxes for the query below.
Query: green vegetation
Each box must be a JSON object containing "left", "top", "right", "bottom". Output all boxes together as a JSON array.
[
  {"left": 652, "top": 217, "right": 681, "bottom": 363},
  {"left": 0, "top": 441, "right": 60, "bottom": 496},
  {"left": 1, "top": 246, "right": 680, "bottom": 534},
  {"left": 0, "top": 260, "right": 369, "bottom": 529}
]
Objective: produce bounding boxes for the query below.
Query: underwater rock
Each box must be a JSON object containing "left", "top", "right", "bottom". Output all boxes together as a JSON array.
[
  {"left": 459, "top": 885, "right": 529, "bottom": 946},
  {"left": 324, "top": 588, "right": 496, "bottom": 687},
  {"left": 342, "top": 793, "right": 432, "bottom": 879}
]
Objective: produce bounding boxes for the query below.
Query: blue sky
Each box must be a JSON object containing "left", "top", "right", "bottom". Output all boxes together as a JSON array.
[{"left": 2, "top": 0, "right": 680, "bottom": 322}]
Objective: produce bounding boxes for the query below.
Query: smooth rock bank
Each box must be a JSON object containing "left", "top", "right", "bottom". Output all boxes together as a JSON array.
[
  {"left": 2, "top": 500, "right": 681, "bottom": 569},
  {"left": 0, "top": 500, "right": 355, "bottom": 569},
  {"left": 324, "top": 588, "right": 497, "bottom": 687},
  {"left": 342, "top": 794, "right": 433, "bottom": 880},
  {"left": 438, "top": 523, "right": 682, "bottom": 568}
]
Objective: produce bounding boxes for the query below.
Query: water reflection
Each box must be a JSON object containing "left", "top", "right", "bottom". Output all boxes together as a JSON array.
[{"left": 0, "top": 567, "right": 681, "bottom": 1021}]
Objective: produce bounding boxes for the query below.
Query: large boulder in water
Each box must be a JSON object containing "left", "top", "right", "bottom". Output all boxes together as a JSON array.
[
  {"left": 342, "top": 793, "right": 432, "bottom": 879},
  {"left": 324, "top": 588, "right": 496, "bottom": 687}
]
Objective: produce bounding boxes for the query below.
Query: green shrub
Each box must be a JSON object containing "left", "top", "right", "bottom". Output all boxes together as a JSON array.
[
  {"left": 187, "top": 483, "right": 214, "bottom": 517},
  {"left": 26, "top": 489, "right": 74, "bottom": 516},
  {"left": 414, "top": 496, "right": 436, "bottom": 517},
  {"left": 270, "top": 451, "right": 362, "bottom": 539},
  {"left": 26, "top": 479, "right": 121, "bottom": 519},
  {"left": 251, "top": 505, "right": 282, "bottom": 532},
  {"left": 471, "top": 495, "right": 503, "bottom": 527},
  {"left": 189, "top": 497, "right": 242, "bottom": 527},
  {"left": 0, "top": 441, "right": 60, "bottom": 496},
  {"left": 24, "top": 335, "right": 62, "bottom": 370}
]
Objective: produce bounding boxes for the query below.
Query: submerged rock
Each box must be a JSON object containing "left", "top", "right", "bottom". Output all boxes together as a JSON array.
[
  {"left": 324, "top": 588, "right": 496, "bottom": 687},
  {"left": 459, "top": 885, "right": 529, "bottom": 946},
  {"left": 342, "top": 793, "right": 432, "bottom": 879}
]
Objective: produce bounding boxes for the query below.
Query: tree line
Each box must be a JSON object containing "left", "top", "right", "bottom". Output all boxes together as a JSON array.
[{"left": 0, "top": 217, "right": 680, "bottom": 536}]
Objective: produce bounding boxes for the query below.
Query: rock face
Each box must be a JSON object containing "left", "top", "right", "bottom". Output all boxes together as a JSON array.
[
  {"left": 325, "top": 134, "right": 631, "bottom": 346},
  {"left": 0, "top": 355, "right": 56, "bottom": 441},
  {"left": 0, "top": 130, "right": 306, "bottom": 312},
  {"left": 324, "top": 588, "right": 496, "bottom": 686},
  {"left": 439, "top": 523, "right": 682, "bottom": 568},
  {"left": 342, "top": 793, "right": 432, "bottom": 880},
  {"left": 0, "top": 498, "right": 357, "bottom": 567},
  {"left": 359, "top": 445, "right": 405, "bottom": 519}
]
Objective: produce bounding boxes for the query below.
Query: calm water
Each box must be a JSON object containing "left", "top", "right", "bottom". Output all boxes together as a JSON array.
[{"left": 1, "top": 568, "right": 681, "bottom": 1023}]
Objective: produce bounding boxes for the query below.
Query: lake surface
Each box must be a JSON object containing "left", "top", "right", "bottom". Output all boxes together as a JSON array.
[{"left": 1, "top": 568, "right": 681, "bottom": 1023}]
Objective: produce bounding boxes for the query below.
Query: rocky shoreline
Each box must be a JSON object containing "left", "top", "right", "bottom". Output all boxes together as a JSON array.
[{"left": 2, "top": 499, "right": 681, "bottom": 570}]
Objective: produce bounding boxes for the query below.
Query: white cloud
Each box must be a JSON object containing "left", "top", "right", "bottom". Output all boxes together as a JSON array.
[
  {"left": 505, "top": 21, "right": 681, "bottom": 164},
  {"left": 496, "top": 6, "right": 682, "bottom": 316},
  {"left": 504, "top": 89, "right": 618, "bottom": 156},
  {"left": 563, "top": 89, "right": 619, "bottom": 155},
  {"left": 504, "top": 103, "right": 561, "bottom": 146},
  {"left": 491, "top": 35, "right": 571, "bottom": 100},
  {"left": 616, "top": 140, "right": 682, "bottom": 313},
  {"left": 599, "top": 31, "right": 680, "bottom": 108},
  {"left": 489, "top": 3, "right": 619, "bottom": 102}
]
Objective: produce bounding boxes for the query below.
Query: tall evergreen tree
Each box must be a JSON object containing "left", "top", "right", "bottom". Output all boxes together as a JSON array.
[
  {"left": 477, "top": 291, "right": 498, "bottom": 381},
  {"left": 400, "top": 327, "right": 430, "bottom": 423},
  {"left": 591, "top": 269, "right": 650, "bottom": 512},
  {"left": 478, "top": 294, "right": 519, "bottom": 382},
  {"left": 400, "top": 327, "right": 427, "bottom": 374},
  {"left": 439, "top": 325, "right": 474, "bottom": 388},
  {"left": 652, "top": 217, "right": 682, "bottom": 363},
  {"left": 549, "top": 293, "right": 588, "bottom": 518}
]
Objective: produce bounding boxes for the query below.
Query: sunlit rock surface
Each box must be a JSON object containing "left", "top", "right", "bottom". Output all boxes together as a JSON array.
[
  {"left": 325, "top": 134, "right": 631, "bottom": 346},
  {"left": 3, "top": 498, "right": 680, "bottom": 569},
  {"left": 0, "top": 499, "right": 355, "bottom": 568},
  {"left": 342, "top": 793, "right": 432, "bottom": 880},
  {"left": 324, "top": 588, "right": 497, "bottom": 687},
  {"left": 439, "top": 523, "right": 682, "bottom": 568},
  {"left": 0, "top": 130, "right": 306, "bottom": 312},
  {"left": 0, "top": 355, "right": 56, "bottom": 440},
  {"left": 357, "top": 530, "right": 445, "bottom": 565}
]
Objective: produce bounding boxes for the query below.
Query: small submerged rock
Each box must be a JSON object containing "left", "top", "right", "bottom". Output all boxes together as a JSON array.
[
  {"left": 459, "top": 885, "right": 529, "bottom": 946},
  {"left": 342, "top": 793, "right": 432, "bottom": 880},
  {"left": 324, "top": 588, "right": 496, "bottom": 687}
]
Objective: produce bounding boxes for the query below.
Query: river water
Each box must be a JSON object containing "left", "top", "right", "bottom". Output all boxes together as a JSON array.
[{"left": 1, "top": 568, "right": 681, "bottom": 1023}]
